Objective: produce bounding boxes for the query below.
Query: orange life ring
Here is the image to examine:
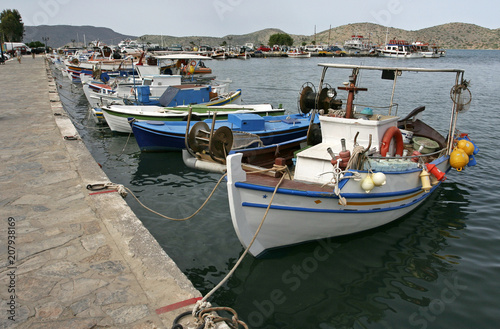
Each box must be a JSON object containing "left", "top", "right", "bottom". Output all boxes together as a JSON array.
[
  {"left": 190, "top": 60, "right": 197, "bottom": 67},
  {"left": 380, "top": 126, "right": 404, "bottom": 157}
]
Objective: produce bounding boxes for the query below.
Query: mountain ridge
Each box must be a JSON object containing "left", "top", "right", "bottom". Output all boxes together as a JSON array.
[{"left": 24, "top": 22, "right": 500, "bottom": 49}]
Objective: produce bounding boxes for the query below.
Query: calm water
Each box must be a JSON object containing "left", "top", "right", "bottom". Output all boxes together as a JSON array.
[{"left": 53, "top": 50, "right": 500, "bottom": 329}]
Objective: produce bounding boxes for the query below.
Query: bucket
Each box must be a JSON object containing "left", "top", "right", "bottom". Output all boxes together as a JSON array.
[{"left": 400, "top": 129, "right": 413, "bottom": 144}]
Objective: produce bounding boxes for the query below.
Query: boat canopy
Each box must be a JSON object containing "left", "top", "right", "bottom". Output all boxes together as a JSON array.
[{"left": 317, "top": 63, "right": 464, "bottom": 74}]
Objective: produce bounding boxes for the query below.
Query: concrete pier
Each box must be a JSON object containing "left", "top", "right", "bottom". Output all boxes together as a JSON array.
[{"left": 0, "top": 56, "right": 201, "bottom": 328}]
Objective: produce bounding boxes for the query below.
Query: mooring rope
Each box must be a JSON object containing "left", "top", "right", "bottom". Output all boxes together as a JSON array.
[
  {"left": 191, "top": 164, "right": 288, "bottom": 328},
  {"left": 88, "top": 173, "right": 228, "bottom": 221},
  {"left": 88, "top": 164, "right": 289, "bottom": 329}
]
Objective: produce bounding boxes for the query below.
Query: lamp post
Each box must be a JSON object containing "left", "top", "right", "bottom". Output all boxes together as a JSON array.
[{"left": 42, "top": 36, "right": 49, "bottom": 53}]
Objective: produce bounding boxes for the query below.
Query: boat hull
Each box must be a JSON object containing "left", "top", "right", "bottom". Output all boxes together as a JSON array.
[
  {"left": 132, "top": 113, "right": 313, "bottom": 151},
  {"left": 101, "top": 91, "right": 247, "bottom": 133},
  {"left": 226, "top": 153, "right": 450, "bottom": 257}
]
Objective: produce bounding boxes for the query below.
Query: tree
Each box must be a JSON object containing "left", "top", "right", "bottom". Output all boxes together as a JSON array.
[
  {"left": 27, "top": 41, "right": 45, "bottom": 48},
  {"left": 268, "top": 33, "right": 294, "bottom": 47},
  {"left": 0, "top": 9, "right": 24, "bottom": 42}
]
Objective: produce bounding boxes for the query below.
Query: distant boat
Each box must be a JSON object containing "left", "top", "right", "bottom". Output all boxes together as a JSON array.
[
  {"left": 287, "top": 49, "right": 311, "bottom": 58},
  {"left": 343, "top": 35, "right": 375, "bottom": 55},
  {"left": 412, "top": 41, "right": 440, "bottom": 58},
  {"left": 377, "top": 40, "right": 424, "bottom": 58}
]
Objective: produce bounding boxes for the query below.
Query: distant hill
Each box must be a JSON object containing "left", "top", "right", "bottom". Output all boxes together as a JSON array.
[
  {"left": 23, "top": 25, "right": 136, "bottom": 48},
  {"left": 23, "top": 23, "right": 500, "bottom": 49},
  {"left": 140, "top": 23, "right": 500, "bottom": 50},
  {"left": 311, "top": 22, "right": 500, "bottom": 49}
]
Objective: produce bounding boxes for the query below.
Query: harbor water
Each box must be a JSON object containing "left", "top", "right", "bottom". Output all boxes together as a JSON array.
[{"left": 52, "top": 50, "right": 500, "bottom": 328}]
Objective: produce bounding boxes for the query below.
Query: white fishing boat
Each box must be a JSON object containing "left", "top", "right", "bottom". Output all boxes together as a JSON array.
[
  {"left": 377, "top": 40, "right": 424, "bottom": 58},
  {"left": 287, "top": 48, "right": 311, "bottom": 58},
  {"left": 101, "top": 102, "right": 282, "bottom": 133},
  {"left": 226, "top": 63, "right": 478, "bottom": 257},
  {"left": 343, "top": 35, "right": 375, "bottom": 55},
  {"left": 412, "top": 41, "right": 440, "bottom": 58}
]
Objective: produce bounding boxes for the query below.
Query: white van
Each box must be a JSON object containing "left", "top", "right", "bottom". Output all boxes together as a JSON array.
[{"left": 2, "top": 42, "right": 32, "bottom": 54}]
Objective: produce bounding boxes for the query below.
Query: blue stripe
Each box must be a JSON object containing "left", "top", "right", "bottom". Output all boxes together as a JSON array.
[
  {"left": 241, "top": 185, "right": 437, "bottom": 214},
  {"left": 234, "top": 181, "right": 427, "bottom": 199}
]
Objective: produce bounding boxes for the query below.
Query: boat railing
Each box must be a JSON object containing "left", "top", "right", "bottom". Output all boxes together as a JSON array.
[
  {"left": 369, "top": 147, "right": 446, "bottom": 161},
  {"left": 331, "top": 100, "right": 399, "bottom": 116},
  {"left": 352, "top": 103, "right": 399, "bottom": 116}
]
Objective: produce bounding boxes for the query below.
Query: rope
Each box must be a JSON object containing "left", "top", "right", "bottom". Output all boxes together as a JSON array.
[
  {"left": 192, "top": 164, "right": 288, "bottom": 328},
  {"left": 345, "top": 145, "right": 367, "bottom": 171},
  {"left": 87, "top": 173, "right": 227, "bottom": 221}
]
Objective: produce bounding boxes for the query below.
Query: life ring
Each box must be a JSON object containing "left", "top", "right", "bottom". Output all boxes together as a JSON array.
[
  {"left": 190, "top": 60, "right": 197, "bottom": 67},
  {"left": 380, "top": 126, "right": 404, "bottom": 157},
  {"left": 71, "top": 58, "right": 79, "bottom": 65}
]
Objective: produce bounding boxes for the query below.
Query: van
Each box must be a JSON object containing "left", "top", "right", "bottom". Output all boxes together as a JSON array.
[{"left": 2, "top": 42, "right": 32, "bottom": 54}]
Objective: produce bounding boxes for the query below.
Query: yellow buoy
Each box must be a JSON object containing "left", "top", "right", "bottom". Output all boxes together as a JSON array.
[
  {"left": 457, "top": 139, "right": 475, "bottom": 156},
  {"left": 420, "top": 168, "right": 432, "bottom": 192},
  {"left": 450, "top": 147, "right": 469, "bottom": 171}
]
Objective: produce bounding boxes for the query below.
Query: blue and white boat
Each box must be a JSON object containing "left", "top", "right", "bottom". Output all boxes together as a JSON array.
[
  {"left": 226, "top": 63, "right": 478, "bottom": 257},
  {"left": 131, "top": 112, "right": 318, "bottom": 152}
]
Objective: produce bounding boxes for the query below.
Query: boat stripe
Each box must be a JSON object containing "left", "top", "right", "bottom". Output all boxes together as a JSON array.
[
  {"left": 343, "top": 190, "right": 424, "bottom": 206},
  {"left": 234, "top": 181, "right": 427, "bottom": 199},
  {"left": 241, "top": 188, "right": 434, "bottom": 214}
]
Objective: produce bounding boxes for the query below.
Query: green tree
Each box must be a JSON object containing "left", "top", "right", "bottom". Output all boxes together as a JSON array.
[
  {"left": 268, "top": 33, "right": 294, "bottom": 47},
  {"left": 0, "top": 9, "right": 24, "bottom": 42},
  {"left": 27, "top": 41, "right": 45, "bottom": 48}
]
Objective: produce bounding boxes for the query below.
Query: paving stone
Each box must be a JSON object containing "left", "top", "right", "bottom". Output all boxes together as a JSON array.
[
  {"left": 80, "top": 244, "right": 112, "bottom": 263},
  {"left": 70, "top": 297, "right": 94, "bottom": 315},
  {"left": 56, "top": 278, "right": 109, "bottom": 302},
  {"left": 36, "top": 260, "right": 87, "bottom": 278},
  {"left": 17, "top": 276, "right": 59, "bottom": 300},
  {"left": 27, "top": 318, "right": 101, "bottom": 329},
  {"left": 105, "top": 304, "right": 150, "bottom": 325},
  {"left": 35, "top": 301, "right": 64, "bottom": 320},
  {"left": 18, "top": 233, "right": 81, "bottom": 261},
  {"left": 90, "top": 260, "right": 126, "bottom": 275},
  {"left": 96, "top": 288, "right": 130, "bottom": 305},
  {"left": 81, "top": 233, "right": 106, "bottom": 251}
]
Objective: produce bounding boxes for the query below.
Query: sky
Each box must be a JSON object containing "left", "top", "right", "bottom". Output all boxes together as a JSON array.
[{"left": 2, "top": 0, "right": 498, "bottom": 37}]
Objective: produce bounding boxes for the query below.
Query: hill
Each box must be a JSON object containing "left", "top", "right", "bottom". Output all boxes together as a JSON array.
[
  {"left": 23, "top": 23, "right": 500, "bottom": 49},
  {"left": 140, "top": 23, "right": 500, "bottom": 50},
  {"left": 311, "top": 22, "right": 500, "bottom": 49},
  {"left": 23, "top": 25, "right": 136, "bottom": 48}
]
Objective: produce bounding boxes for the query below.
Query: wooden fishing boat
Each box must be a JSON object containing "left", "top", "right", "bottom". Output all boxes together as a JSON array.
[
  {"left": 226, "top": 63, "right": 478, "bottom": 257},
  {"left": 131, "top": 112, "right": 317, "bottom": 152}
]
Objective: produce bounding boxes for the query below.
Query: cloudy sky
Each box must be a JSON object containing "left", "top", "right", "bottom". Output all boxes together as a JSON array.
[{"left": 3, "top": 0, "right": 498, "bottom": 37}]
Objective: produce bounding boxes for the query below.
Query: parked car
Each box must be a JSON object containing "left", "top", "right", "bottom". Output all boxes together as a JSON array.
[{"left": 256, "top": 45, "right": 271, "bottom": 52}]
